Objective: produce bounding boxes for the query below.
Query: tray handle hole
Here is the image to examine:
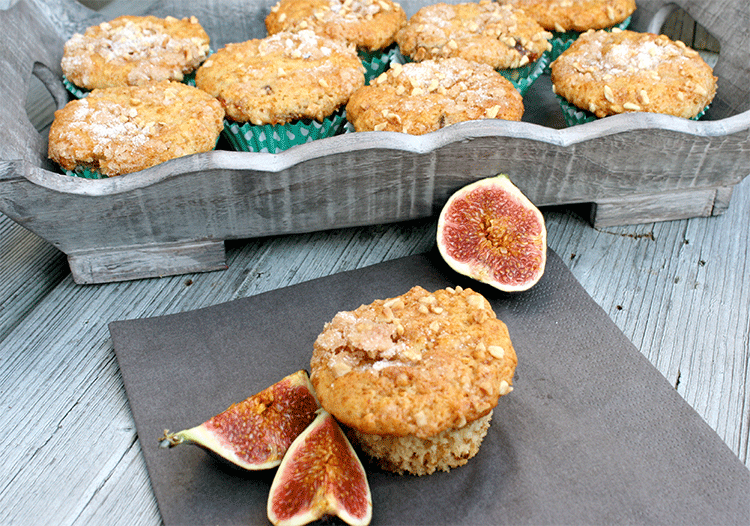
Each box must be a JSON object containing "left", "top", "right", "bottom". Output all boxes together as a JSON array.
[
  {"left": 25, "top": 62, "right": 68, "bottom": 134},
  {"left": 649, "top": 4, "right": 720, "bottom": 69}
]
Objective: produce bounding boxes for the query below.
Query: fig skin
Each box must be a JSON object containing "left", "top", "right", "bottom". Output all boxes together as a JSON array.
[
  {"left": 159, "top": 369, "right": 321, "bottom": 470},
  {"left": 437, "top": 173, "right": 547, "bottom": 292},
  {"left": 267, "top": 410, "right": 372, "bottom": 526}
]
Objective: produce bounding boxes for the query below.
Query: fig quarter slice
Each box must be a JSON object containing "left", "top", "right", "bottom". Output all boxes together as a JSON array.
[
  {"left": 437, "top": 173, "right": 547, "bottom": 292},
  {"left": 159, "top": 369, "right": 320, "bottom": 470},
  {"left": 267, "top": 410, "right": 373, "bottom": 526}
]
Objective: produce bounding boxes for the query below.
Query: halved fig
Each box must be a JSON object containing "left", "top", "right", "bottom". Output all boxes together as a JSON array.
[
  {"left": 267, "top": 410, "right": 372, "bottom": 526},
  {"left": 437, "top": 174, "right": 547, "bottom": 292},
  {"left": 159, "top": 369, "right": 320, "bottom": 470}
]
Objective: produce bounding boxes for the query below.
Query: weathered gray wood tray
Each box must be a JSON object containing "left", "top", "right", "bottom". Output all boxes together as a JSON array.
[{"left": 1, "top": 0, "right": 748, "bottom": 283}]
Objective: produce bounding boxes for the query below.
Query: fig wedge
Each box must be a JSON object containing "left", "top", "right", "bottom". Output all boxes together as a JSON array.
[
  {"left": 159, "top": 369, "right": 320, "bottom": 470},
  {"left": 267, "top": 410, "right": 372, "bottom": 526}
]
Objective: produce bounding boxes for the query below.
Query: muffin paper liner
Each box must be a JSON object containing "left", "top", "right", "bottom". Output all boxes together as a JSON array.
[
  {"left": 558, "top": 95, "right": 711, "bottom": 127},
  {"left": 62, "top": 76, "right": 90, "bottom": 99},
  {"left": 222, "top": 108, "right": 348, "bottom": 153},
  {"left": 64, "top": 166, "right": 108, "bottom": 179},
  {"left": 498, "top": 51, "right": 551, "bottom": 95},
  {"left": 359, "top": 44, "right": 403, "bottom": 84}
]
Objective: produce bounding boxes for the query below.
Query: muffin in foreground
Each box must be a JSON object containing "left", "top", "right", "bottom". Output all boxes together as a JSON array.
[
  {"left": 551, "top": 29, "right": 717, "bottom": 121},
  {"left": 61, "top": 15, "right": 211, "bottom": 92},
  {"left": 195, "top": 30, "right": 364, "bottom": 152},
  {"left": 48, "top": 81, "right": 224, "bottom": 177},
  {"left": 346, "top": 57, "right": 524, "bottom": 135},
  {"left": 310, "top": 285, "right": 518, "bottom": 476}
]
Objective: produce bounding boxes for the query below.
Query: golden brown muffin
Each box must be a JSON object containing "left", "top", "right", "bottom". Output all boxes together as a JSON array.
[
  {"left": 551, "top": 29, "right": 717, "bottom": 119},
  {"left": 61, "top": 15, "right": 210, "bottom": 90},
  {"left": 346, "top": 57, "right": 524, "bottom": 135},
  {"left": 266, "top": 0, "right": 407, "bottom": 52},
  {"left": 396, "top": 0, "right": 552, "bottom": 69},
  {"left": 497, "top": 0, "right": 636, "bottom": 33},
  {"left": 310, "top": 285, "right": 517, "bottom": 475},
  {"left": 48, "top": 81, "right": 224, "bottom": 177},
  {"left": 195, "top": 30, "right": 365, "bottom": 125}
]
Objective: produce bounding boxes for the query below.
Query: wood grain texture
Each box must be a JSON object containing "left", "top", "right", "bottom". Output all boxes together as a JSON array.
[
  {"left": 0, "top": 0, "right": 749, "bottom": 282},
  {"left": 0, "top": 176, "right": 747, "bottom": 525}
]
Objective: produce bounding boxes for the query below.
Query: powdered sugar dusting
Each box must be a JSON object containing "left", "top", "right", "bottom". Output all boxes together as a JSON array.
[
  {"left": 67, "top": 97, "right": 151, "bottom": 153},
  {"left": 61, "top": 15, "right": 210, "bottom": 88},
  {"left": 259, "top": 29, "right": 356, "bottom": 59}
]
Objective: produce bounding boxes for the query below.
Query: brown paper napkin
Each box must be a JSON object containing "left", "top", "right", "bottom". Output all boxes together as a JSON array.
[{"left": 109, "top": 249, "right": 749, "bottom": 525}]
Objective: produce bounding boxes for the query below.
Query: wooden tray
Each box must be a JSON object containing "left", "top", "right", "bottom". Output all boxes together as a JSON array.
[{"left": 1, "top": 0, "right": 748, "bottom": 284}]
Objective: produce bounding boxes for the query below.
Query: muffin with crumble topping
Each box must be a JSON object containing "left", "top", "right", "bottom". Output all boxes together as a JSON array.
[{"left": 310, "top": 285, "right": 517, "bottom": 476}]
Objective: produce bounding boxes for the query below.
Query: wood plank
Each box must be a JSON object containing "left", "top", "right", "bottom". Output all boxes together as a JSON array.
[
  {"left": 591, "top": 186, "right": 727, "bottom": 227},
  {"left": 67, "top": 239, "right": 228, "bottom": 284},
  {"left": 0, "top": 213, "right": 68, "bottom": 341}
]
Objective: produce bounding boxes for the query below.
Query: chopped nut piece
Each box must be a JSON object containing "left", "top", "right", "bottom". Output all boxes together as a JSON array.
[{"left": 487, "top": 345, "right": 505, "bottom": 359}]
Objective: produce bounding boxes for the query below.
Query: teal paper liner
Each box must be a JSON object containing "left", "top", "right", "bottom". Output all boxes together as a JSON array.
[
  {"left": 498, "top": 51, "right": 551, "bottom": 95},
  {"left": 558, "top": 95, "right": 710, "bottom": 127},
  {"left": 62, "top": 76, "right": 90, "bottom": 99},
  {"left": 64, "top": 166, "right": 108, "bottom": 179},
  {"left": 545, "top": 15, "right": 632, "bottom": 72},
  {"left": 222, "top": 108, "right": 347, "bottom": 153},
  {"left": 359, "top": 44, "right": 404, "bottom": 84}
]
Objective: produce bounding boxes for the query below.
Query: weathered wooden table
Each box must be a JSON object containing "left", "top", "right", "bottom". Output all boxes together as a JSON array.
[
  {"left": 1, "top": 0, "right": 748, "bottom": 524},
  {"left": 2, "top": 175, "right": 748, "bottom": 525}
]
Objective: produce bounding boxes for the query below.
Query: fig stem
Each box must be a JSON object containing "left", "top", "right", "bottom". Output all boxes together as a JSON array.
[{"left": 158, "top": 429, "right": 185, "bottom": 448}]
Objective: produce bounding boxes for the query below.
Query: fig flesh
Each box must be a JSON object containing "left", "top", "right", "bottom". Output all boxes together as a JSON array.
[
  {"left": 437, "top": 174, "right": 547, "bottom": 292},
  {"left": 267, "top": 410, "right": 372, "bottom": 526},
  {"left": 159, "top": 369, "right": 320, "bottom": 470}
]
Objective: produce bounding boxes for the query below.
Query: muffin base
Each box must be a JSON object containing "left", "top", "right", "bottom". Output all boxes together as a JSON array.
[{"left": 352, "top": 411, "right": 493, "bottom": 476}]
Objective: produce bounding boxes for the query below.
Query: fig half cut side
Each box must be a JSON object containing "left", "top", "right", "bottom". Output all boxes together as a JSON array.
[
  {"left": 267, "top": 410, "right": 373, "bottom": 526},
  {"left": 437, "top": 173, "right": 547, "bottom": 292},
  {"left": 159, "top": 369, "right": 321, "bottom": 470}
]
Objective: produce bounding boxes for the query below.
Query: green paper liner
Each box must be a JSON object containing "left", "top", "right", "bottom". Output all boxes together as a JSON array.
[
  {"left": 558, "top": 95, "right": 711, "bottom": 127},
  {"left": 545, "top": 15, "right": 632, "bottom": 72},
  {"left": 62, "top": 76, "right": 90, "bottom": 99},
  {"left": 64, "top": 166, "right": 108, "bottom": 179},
  {"left": 358, "top": 44, "right": 404, "bottom": 84},
  {"left": 222, "top": 108, "right": 347, "bottom": 153},
  {"left": 498, "top": 51, "right": 551, "bottom": 95}
]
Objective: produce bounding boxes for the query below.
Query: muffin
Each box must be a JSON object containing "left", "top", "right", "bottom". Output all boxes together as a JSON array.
[
  {"left": 551, "top": 29, "right": 717, "bottom": 123},
  {"left": 195, "top": 30, "right": 365, "bottom": 152},
  {"left": 346, "top": 57, "right": 524, "bottom": 135},
  {"left": 497, "top": 0, "right": 636, "bottom": 65},
  {"left": 497, "top": 0, "right": 635, "bottom": 33},
  {"left": 48, "top": 81, "right": 224, "bottom": 177},
  {"left": 265, "top": 0, "right": 407, "bottom": 83},
  {"left": 396, "top": 1, "right": 552, "bottom": 93},
  {"left": 310, "top": 285, "right": 518, "bottom": 476},
  {"left": 61, "top": 15, "right": 211, "bottom": 95}
]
